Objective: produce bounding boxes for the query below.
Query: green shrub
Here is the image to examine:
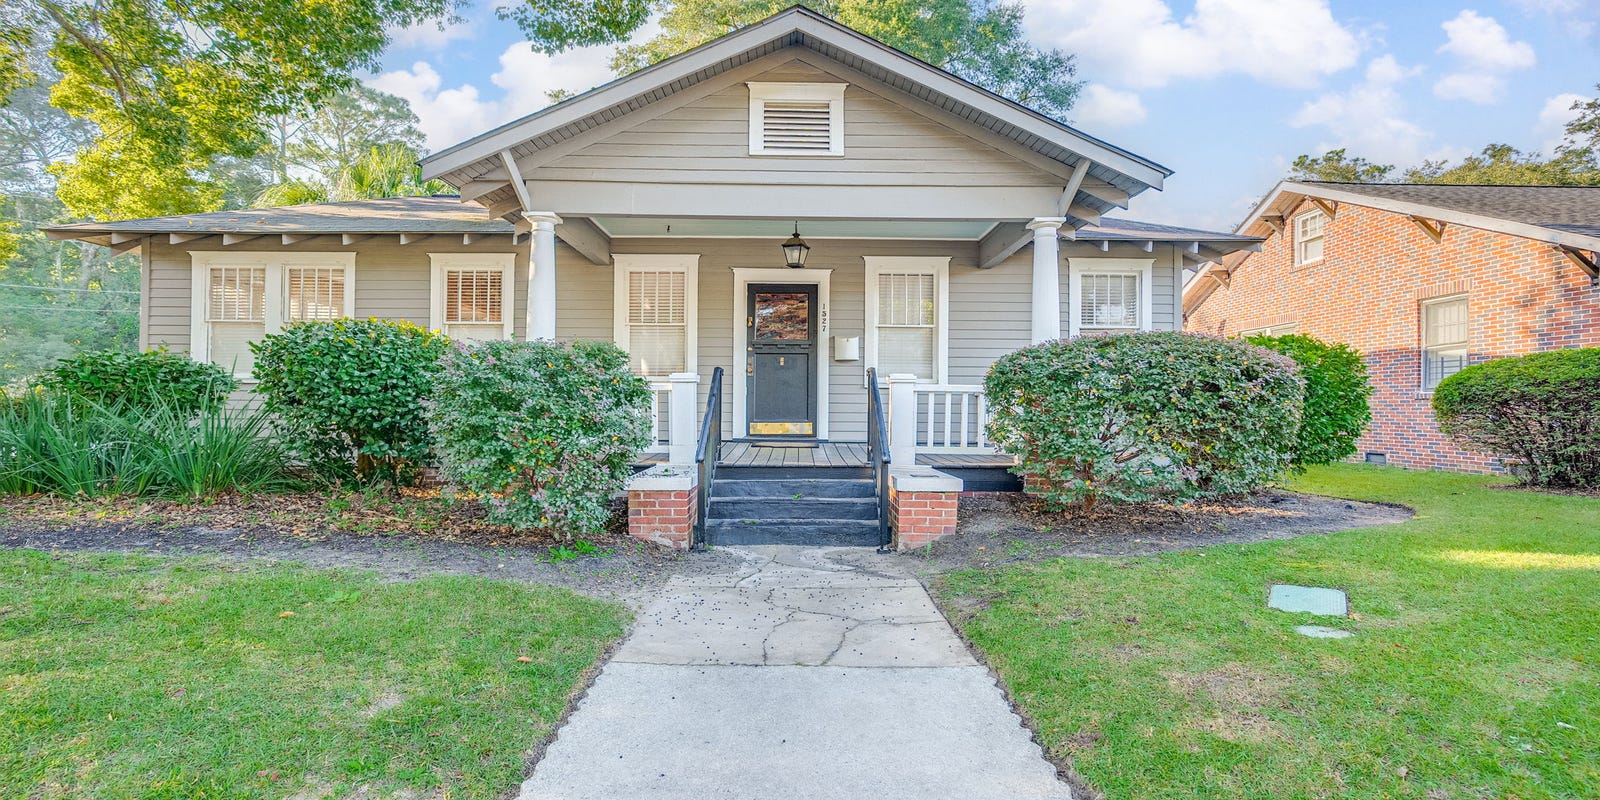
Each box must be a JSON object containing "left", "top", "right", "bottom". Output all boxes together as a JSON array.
[
  {"left": 251, "top": 319, "right": 450, "bottom": 484},
  {"left": 428, "top": 339, "right": 652, "bottom": 536},
  {"left": 41, "top": 349, "right": 236, "bottom": 415},
  {"left": 1245, "top": 334, "right": 1372, "bottom": 466},
  {"left": 1432, "top": 348, "right": 1600, "bottom": 487},
  {"left": 984, "top": 332, "right": 1304, "bottom": 513},
  {"left": 0, "top": 391, "right": 298, "bottom": 499}
]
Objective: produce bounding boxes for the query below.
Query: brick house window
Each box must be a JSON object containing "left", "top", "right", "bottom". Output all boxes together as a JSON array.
[
  {"left": 1421, "top": 295, "right": 1468, "bottom": 390},
  {"left": 1242, "top": 322, "right": 1298, "bottom": 337},
  {"left": 1294, "top": 210, "right": 1326, "bottom": 265}
]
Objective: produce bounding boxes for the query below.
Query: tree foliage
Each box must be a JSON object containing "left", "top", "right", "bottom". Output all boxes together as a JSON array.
[
  {"left": 1290, "top": 88, "right": 1600, "bottom": 186},
  {"left": 610, "top": 0, "right": 1082, "bottom": 119},
  {"left": 254, "top": 143, "right": 451, "bottom": 207},
  {"left": 984, "top": 332, "right": 1304, "bottom": 514},
  {"left": 1433, "top": 348, "right": 1600, "bottom": 488},
  {"left": 2, "top": 0, "right": 466, "bottom": 220}
]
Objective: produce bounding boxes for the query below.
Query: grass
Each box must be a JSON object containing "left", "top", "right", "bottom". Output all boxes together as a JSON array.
[
  {"left": 0, "top": 551, "right": 629, "bottom": 799},
  {"left": 936, "top": 465, "right": 1600, "bottom": 800}
]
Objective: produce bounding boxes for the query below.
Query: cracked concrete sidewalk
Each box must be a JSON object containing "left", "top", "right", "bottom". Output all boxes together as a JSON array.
[{"left": 517, "top": 546, "right": 1073, "bottom": 800}]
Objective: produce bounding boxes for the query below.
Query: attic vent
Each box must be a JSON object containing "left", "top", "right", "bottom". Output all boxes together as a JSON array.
[
  {"left": 761, "top": 102, "right": 833, "bottom": 151},
  {"left": 748, "top": 82, "right": 846, "bottom": 157}
]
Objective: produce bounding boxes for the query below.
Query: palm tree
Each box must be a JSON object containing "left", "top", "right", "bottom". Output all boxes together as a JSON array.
[{"left": 252, "top": 144, "right": 450, "bottom": 207}]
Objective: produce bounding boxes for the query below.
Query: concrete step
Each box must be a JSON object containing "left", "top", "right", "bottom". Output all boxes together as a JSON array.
[
  {"left": 705, "top": 518, "right": 882, "bottom": 547},
  {"left": 709, "top": 496, "right": 878, "bottom": 521}
]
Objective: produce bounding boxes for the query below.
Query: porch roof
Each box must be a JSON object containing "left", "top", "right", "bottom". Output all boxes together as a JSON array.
[{"left": 420, "top": 6, "right": 1170, "bottom": 220}]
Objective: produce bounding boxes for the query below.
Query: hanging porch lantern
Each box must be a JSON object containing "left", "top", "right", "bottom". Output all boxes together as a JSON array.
[{"left": 781, "top": 222, "right": 810, "bottom": 268}]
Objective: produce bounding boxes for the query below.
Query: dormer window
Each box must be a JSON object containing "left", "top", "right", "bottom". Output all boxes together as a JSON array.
[{"left": 748, "top": 82, "right": 846, "bottom": 156}]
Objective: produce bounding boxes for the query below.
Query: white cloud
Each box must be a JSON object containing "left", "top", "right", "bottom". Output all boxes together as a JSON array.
[
  {"left": 1513, "top": 0, "right": 1598, "bottom": 40},
  {"left": 1291, "top": 56, "right": 1431, "bottom": 166},
  {"left": 1022, "top": 0, "right": 1361, "bottom": 89},
  {"left": 1432, "top": 11, "right": 1535, "bottom": 105},
  {"left": 389, "top": 19, "right": 476, "bottom": 50},
  {"left": 1072, "top": 85, "right": 1147, "bottom": 129},
  {"left": 367, "top": 43, "right": 617, "bottom": 152},
  {"left": 1536, "top": 92, "right": 1591, "bottom": 151}
]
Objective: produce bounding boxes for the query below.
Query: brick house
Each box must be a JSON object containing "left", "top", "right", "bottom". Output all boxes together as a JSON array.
[{"left": 1184, "top": 181, "right": 1600, "bottom": 473}]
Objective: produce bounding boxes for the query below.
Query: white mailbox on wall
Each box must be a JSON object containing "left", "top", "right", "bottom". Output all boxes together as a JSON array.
[{"left": 832, "top": 335, "right": 861, "bottom": 362}]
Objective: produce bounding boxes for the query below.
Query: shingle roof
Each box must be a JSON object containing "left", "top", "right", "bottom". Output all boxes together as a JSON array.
[
  {"left": 1297, "top": 182, "right": 1600, "bottom": 239},
  {"left": 1075, "top": 217, "right": 1259, "bottom": 243},
  {"left": 43, "top": 196, "right": 515, "bottom": 236}
]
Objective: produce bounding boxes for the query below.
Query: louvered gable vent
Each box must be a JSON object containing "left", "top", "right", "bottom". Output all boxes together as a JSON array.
[{"left": 748, "top": 82, "right": 846, "bottom": 156}]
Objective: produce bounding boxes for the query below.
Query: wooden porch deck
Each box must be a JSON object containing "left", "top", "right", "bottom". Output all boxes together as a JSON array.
[{"left": 639, "top": 442, "right": 1016, "bottom": 469}]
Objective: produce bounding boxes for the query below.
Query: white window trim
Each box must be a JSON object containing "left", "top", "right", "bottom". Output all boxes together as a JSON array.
[
  {"left": 429, "top": 252, "right": 516, "bottom": 340},
  {"left": 1419, "top": 294, "right": 1469, "bottom": 392},
  {"left": 747, "top": 82, "right": 847, "bottom": 157},
  {"left": 1294, "top": 209, "right": 1327, "bottom": 266},
  {"left": 1067, "top": 258, "right": 1154, "bottom": 337},
  {"left": 1241, "top": 322, "right": 1299, "bottom": 337},
  {"left": 864, "top": 256, "right": 949, "bottom": 384},
  {"left": 612, "top": 253, "right": 700, "bottom": 377},
  {"left": 730, "top": 267, "right": 831, "bottom": 440},
  {"left": 189, "top": 250, "right": 356, "bottom": 378}
]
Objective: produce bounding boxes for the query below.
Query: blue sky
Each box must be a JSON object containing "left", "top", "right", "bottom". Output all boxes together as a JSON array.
[{"left": 369, "top": 0, "right": 1600, "bottom": 232}]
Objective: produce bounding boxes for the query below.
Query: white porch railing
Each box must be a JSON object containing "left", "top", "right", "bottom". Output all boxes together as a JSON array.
[
  {"left": 646, "top": 373, "right": 700, "bottom": 465},
  {"left": 886, "top": 374, "right": 995, "bottom": 464}
]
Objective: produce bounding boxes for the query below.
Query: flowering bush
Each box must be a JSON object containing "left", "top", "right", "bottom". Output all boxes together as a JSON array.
[
  {"left": 1245, "top": 333, "right": 1372, "bottom": 466},
  {"left": 985, "top": 332, "right": 1304, "bottom": 513},
  {"left": 251, "top": 319, "right": 449, "bottom": 484},
  {"left": 428, "top": 339, "right": 652, "bottom": 535},
  {"left": 42, "top": 348, "right": 236, "bottom": 415},
  {"left": 1433, "top": 348, "right": 1600, "bottom": 487}
]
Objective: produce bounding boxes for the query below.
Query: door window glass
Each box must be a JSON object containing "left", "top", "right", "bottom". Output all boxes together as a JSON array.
[{"left": 754, "top": 291, "right": 811, "bottom": 341}]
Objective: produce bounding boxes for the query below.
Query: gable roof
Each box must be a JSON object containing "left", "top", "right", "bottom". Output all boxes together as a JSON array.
[
  {"left": 1183, "top": 180, "right": 1600, "bottom": 315},
  {"left": 421, "top": 6, "right": 1170, "bottom": 213}
]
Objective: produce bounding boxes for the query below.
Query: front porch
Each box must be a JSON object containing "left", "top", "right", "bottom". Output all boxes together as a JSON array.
[{"left": 640, "top": 440, "right": 1017, "bottom": 471}]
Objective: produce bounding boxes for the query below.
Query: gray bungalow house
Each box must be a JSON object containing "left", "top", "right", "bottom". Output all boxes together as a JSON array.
[{"left": 46, "top": 7, "right": 1260, "bottom": 549}]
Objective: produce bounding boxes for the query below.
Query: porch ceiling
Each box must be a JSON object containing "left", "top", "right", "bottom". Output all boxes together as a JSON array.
[{"left": 591, "top": 217, "right": 997, "bottom": 240}]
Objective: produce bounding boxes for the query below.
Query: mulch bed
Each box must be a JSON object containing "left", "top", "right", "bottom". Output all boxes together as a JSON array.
[
  {"left": 0, "top": 490, "right": 744, "bottom": 602},
  {"left": 913, "top": 490, "right": 1414, "bottom": 571}
]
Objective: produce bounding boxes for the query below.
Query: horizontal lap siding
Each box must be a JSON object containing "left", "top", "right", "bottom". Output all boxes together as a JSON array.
[{"left": 538, "top": 61, "right": 1057, "bottom": 190}]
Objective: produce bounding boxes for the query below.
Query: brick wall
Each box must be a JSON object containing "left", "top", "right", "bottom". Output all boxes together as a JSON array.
[
  {"left": 1187, "top": 198, "right": 1600, "bottom": 473},
  {"left": 627, "top": 488, "right": 697, "bottom": 550},
  {"left": 890, "top": 488, "right": 958, "bottom": 550}
]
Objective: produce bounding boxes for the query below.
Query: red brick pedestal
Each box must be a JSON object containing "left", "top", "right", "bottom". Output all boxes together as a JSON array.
[
  {"left": 625, "top": 466, "right": 698, "bottom": 550},
  {"left": 888, "top": 468, "right": 964, "bottom": 551}
]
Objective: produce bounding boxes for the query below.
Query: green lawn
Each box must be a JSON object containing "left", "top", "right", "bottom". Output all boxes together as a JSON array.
[
  {"left": 0, "top": 551, "right": 629, "bottom": 799},
  {"left": 937, "top": 465, "right": 1600, "bottom": 800}
]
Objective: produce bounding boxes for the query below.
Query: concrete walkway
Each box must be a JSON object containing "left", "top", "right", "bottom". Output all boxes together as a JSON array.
[{"left": 517, "top": 546, "right": 1072, "bottom": 800}]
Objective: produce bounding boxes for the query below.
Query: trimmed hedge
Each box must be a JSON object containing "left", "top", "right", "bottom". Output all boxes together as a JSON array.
[
  {"left": 1432, "top": 348, "right": 1600, "bottom": 487},
  {"left": 41, "top": 349, "right": 236, "bottom": 415},
  {"left": 428, "top": 339, "right": 652, "bottom": 535},
  {"left": 251, "top": 319, "right": 450, "bottom": 484},
  {"left": 1245, "top": 334, "right": 1372, "bottom": 466},
  {"left": 985, "top": 332, "right": 1304, "bottom": 513}
]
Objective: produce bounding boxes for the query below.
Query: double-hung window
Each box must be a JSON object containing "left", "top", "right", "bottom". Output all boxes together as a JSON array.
[
  {"left": 1421, "top": 295, "right": 1468, "bottom": 391},
  {"left": 191, "top": 252, "right": 355, "bottom": 379},
  {"left": 865, "top": 256, "right": 948, "bottom": 382},
  {"left": 1068, "top": 258, "right": 1154, "bottom": 337},
  {"left": 430, "top": 253, "right": 515, "bottom": 341},
  {"left": 614, "top": 254, "right": 699, "bottom": 378},
  {"left": 1295, "top": 209, "right": 1326, "bottom": 265}
]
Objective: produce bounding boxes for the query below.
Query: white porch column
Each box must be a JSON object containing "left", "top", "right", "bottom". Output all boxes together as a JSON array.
[
  {"left": 525, "top": 211, "right": 561, "bottom": 340},
  {"left": 667, "top": 372, "right": 700, "bottom": 466},
  {"left": 888, "top": 373, "right": 919, "bottom": 467},
  {"left": 1027, "top": 217, "right": 1066, "bottom": 343}
]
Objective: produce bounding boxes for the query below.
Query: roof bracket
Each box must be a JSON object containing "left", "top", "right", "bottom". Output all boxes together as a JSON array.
[
  {"left": 1557, "top": 246, "right": 1600, "bottom": 286},
  {"left": 1261, "top": 214, "right": 1284, "bottom": 235},
  {"left": 1408, "top": 216, "right": 1446, "bottom": 244},
  {"left": 1310, "top": 198, "right": 1338, "bottom": 219}
]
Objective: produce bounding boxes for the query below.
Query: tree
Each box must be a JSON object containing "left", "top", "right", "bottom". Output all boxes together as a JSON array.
[
  {"left": 267, "top": 86, "right": 429, "bottom": 186},
  {"left": 1289, "top": 149, "right": 1395, "bottom": 183},
  {"left": 2, "top": 0, "right": 466, "bottom": 220},
  {"left": 610, "top": 1, "right": 1083, "bottom": 119},
  {"left": 253, "top": 144, "right": 450, "bottom": 207}
]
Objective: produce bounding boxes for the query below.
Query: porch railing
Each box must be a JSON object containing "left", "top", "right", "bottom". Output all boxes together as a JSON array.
[
  {"left": 692, "top": 367, "right": 724, "bottom": 551},
  {"left": 646, "top": 373, "right": 700, "bottom": 465},
  {"left": 645, "top": 381, "right": 672, "bottom": 455},
  {"left": 886, "top": 376, "right": 995, "bottom": 457},
  {"left": 866, "top": 367, "right": 892, "bottom": 552}
]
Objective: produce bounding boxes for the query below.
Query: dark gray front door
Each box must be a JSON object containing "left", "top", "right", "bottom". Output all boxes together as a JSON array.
[{"left": 747, "top": 283, "right": 817, "bottom": 437}]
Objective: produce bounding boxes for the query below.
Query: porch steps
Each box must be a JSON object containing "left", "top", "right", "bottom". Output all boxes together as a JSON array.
[{"left": 704, "top": 466, "right": 882, "bottom": 547}]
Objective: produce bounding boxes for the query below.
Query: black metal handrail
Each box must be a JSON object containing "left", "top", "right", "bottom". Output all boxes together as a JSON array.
[
  {"left": 866, "top": 367, "right": 892, "bottom": 552},
  {"left": 691, "top": 367, "right": 724, "bottom": 551}
]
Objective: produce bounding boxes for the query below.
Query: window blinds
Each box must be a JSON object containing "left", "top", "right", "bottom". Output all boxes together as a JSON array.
[
  {"left": 1079, "top": 273, "right": 1140, "bottom": 330},
  {"left": 626, "top": 270, "right": 687, "bottom": 376},
  {"left": 207, "top": 266, "right": 266, "bottom": 377},
  {"left": 876, "top": 272, "right": 935, "bottom": 379}
]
